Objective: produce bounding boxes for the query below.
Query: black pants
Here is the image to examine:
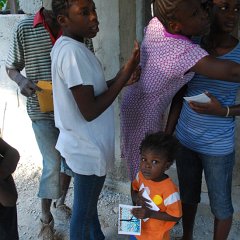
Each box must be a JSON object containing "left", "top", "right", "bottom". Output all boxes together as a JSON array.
[{"left": 0, "top": 204, "right": 19, "bottom": 240}]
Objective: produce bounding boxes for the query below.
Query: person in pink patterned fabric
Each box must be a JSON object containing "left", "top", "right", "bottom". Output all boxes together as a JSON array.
[{"left": 120, "top": 0, "right": 240, "bottom": 181}]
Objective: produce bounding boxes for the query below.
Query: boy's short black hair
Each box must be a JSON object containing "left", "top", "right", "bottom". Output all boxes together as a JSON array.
[
  {"left": 140, "top": 132, "right": 179, "bottom": 165},
  {"left": 52, "top": 0, "right": 78, "bottom": 17},
  {"left": 152, "top": 0, "right": 185, "bottom": 27}
]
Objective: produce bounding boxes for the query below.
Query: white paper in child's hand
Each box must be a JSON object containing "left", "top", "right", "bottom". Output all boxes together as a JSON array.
[
  {"left": 183, "top": 93, "right": 211, "bottom": 103},
  {"left": 139, "top": 184, "right": 159, "bottom": 222}
]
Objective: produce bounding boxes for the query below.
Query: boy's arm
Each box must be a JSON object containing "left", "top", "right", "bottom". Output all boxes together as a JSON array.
[
  {"left": 132, "top": 206, "right": 181, "bottom": 222},
  {"left": 131, "top": 184, "right": 138, "bottom": 206},
  {"left": 0, "top": 175, "right": 18, "bottom": 207},
  {"left": 107, "top": 65, "right": 141, "bottom": 88},
  {"left": 150, "top": 210, "right": 181, "bottom": 222},
  {"left": 6, "top": 68, "right": 41, "bottom": 97},
  {"left": 0, "top": 138, "right": 20, "bottom": 180},
  {"left": 71, "top": 42, "right": 140, "bottom": 122},
  {"left": 165, "top": 85, "right": 187, "bottom": 135}
]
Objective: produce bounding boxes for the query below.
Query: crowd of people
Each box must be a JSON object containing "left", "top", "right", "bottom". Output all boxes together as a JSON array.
[{"left": 0, "top": 0, "right": 239, "bottom": 239}]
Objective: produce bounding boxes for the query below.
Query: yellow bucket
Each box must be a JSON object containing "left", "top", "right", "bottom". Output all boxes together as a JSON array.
[{"left": 36, "top": 81, "right": 53, "bottom": 113}]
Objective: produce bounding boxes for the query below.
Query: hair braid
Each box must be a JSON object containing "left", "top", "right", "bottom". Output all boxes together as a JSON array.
[{"left": 153, "top": 0, "right": 185, "bottom": 27}]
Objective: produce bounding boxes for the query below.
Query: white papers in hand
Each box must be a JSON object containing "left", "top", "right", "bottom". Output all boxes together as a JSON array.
[
  {"left": 183, "top": 93, "right": 211, "bottom": 103},
  {"left": 139, "top": 184, "right": 159, "bottom": 222}
]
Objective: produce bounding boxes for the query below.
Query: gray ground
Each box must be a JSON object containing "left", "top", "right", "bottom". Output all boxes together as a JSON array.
[{"left": 14, "top": 146, "right": 240, "bottom": 240}]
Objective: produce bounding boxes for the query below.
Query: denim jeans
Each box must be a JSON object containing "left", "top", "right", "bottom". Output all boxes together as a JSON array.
[
  {"left": 32, "top": 119, "right": 61, "bottom": 199},
  {"left": 70, "top": 174, "right": 106, "bottom": 240},
  {"left": 176, "top": 145, "right": 235, "bottom": 219},
  {"left": 129, "top": 235, "right": 137, "bottom": 239}
]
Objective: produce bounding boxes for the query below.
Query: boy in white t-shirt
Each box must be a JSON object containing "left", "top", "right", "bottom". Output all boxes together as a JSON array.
[{"left": 51, "top": 0, "right": 140, "bottom": 239}]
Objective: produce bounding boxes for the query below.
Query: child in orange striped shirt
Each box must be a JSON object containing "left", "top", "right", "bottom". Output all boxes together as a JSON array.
[{"left": 131, "top": 132, "right": 182, "bottom": 240}]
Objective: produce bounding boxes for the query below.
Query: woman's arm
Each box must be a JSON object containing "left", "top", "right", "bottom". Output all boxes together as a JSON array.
[
  {"left": 191, "top": 55, "right": 240, "bottom": 83},
  {"left": 189, "top": 92, "right": 240, "bottom": 117}
]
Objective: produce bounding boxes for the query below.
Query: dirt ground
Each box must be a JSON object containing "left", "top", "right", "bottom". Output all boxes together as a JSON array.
[{"left": 13, "top": 150, "right": 240, "bottom": 240}]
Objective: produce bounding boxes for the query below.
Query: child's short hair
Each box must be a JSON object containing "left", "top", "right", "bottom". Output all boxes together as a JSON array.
[
  {"left": 140, "top": 132, "right": 179, "bottom": 165},
  {"left": 52, "top": 0, "right": 77, "bottom": 17},
  {"left": 152, "top": 0, "right": 185, "bottom": 27}
]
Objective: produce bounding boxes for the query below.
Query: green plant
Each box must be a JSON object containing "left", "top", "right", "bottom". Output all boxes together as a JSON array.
[{"left": 0, "top": 0, "right": 7, "bottom": 10}]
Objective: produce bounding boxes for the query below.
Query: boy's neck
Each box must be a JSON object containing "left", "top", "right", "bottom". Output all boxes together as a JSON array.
[
  {"left": 62, "top": 32, "right": 84, "bottom": 43},
  {"left": 150, "top": 173, "right": 169, "bottom": 182}
]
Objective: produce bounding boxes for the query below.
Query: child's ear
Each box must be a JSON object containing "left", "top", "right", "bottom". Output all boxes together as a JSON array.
[
  {"left": 164, "top": 161, "right": 172, "bottom": 171},
  {"left": 169, "top": 21, "right": 182, "bottom": 34},
  {"left": 57, "top": 15, "right": 68, "bottom": 27}
]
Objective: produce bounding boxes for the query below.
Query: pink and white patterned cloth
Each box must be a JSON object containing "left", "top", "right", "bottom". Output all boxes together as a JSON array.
[{"left": 120, "top": 17, "right": 208, "bottom": 180}]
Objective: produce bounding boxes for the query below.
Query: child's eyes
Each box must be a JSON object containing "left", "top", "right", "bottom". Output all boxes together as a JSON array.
[
  {"left": 218, "top": 5, "right": 240, "bottom": 12},
  {"left": 141, "top": 158, "right": 146, "bottom": 162},
  {"left": 152, "top": 160, "right": 158, "bottom": 165},
  {"left": 219, "top": 6, "right": 227, "bottom": 11}
]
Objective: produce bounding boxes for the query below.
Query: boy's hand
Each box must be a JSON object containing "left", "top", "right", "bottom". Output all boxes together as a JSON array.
[
  {"left": 135, "top": 189, "right": 151, "bottom": 208},
  {"left": 125, "top": 65, "right": 141, "bottom": 86},
  {"left": 132, "top": 206, "right": 152, "bottom": 219},
  {"left": 18, "top": 76, "right": 42, "bottom": 97},
  {"left": 125, "top": 41, "right": 140, "bottom": 71},
  {"left": 189, "top": 92, "right": 226, "bottom": 116}
]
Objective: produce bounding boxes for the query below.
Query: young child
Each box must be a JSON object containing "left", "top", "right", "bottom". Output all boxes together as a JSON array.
[
  {"left": 166, "top": 0, "right": 240, "bottom": 239},
  {"left": 0, "top": 138, "right": 20, "bottom": 240},
  {"left": 51, "top": 0, "right": 140, "bottom": 239},
  {"left": 131, "top": 132, "right": 182, "bottom": 240},
  {"left": 120, "top": 0, "right": 240, "bottom": 181}
]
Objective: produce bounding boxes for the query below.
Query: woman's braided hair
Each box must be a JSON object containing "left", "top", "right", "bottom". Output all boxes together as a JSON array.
[{"left": 152, "top": 0, "right": 186, "bottom": 27}]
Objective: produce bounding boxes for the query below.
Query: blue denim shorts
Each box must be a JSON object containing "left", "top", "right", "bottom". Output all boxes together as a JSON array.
[
  {"left": 32, "top": 119, "right": 61, "bottom": 199},
  {"left": 176, "top": 145, "right": 235, "bottom": 220},
  {"left": 61, "top": 157, "right": 74, "bottom": 177}
]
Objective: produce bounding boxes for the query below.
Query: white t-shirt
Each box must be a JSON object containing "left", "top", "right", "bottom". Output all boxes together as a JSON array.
[{"left": 51, "top": 36, "right": 115, "bottom": 176}]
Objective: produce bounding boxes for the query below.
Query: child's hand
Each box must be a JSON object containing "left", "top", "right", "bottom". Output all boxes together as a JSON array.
[
  {"left": 132, "top": 206, "right": 152, "bottom": 219},
  {"left": 125, "top": 65, "right": 141, "bottom": 86},
  {"left": 189, "top": 92, "right": 226, "bottom": 116},
  {"left": 135, "top": 189, "right": 151, "bottom": 208}
]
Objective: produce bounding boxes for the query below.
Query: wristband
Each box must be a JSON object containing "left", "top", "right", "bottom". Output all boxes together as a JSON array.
[{"left": 225, "top": 106, "right": 230, "bottom": 117}]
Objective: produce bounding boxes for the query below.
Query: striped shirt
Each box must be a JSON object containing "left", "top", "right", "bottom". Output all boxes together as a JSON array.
[
  {"left": 176, "top": 43, "right": 240, "bottom": 155},
  {"left": 6, "top": 9, "right": 94, "bottom": 120}
]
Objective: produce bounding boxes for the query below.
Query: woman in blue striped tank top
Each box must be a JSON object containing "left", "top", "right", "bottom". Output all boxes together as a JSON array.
[{"left": 166, "top": 1, "right": 240, "bottom": 239}]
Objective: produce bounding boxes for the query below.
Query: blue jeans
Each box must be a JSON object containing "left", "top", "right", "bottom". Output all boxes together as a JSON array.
[
  {"left": 32, "top": 119, "right": 61, "bottom": 199},
  {"left": 70, "top": 174, "right": 106, "bottom": 240},
  {"left": 176, "top": 145, "right": 235, "bottom": 219},
  {"left": 129, "top": 236, "right": 137, "bottom": 239}
]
